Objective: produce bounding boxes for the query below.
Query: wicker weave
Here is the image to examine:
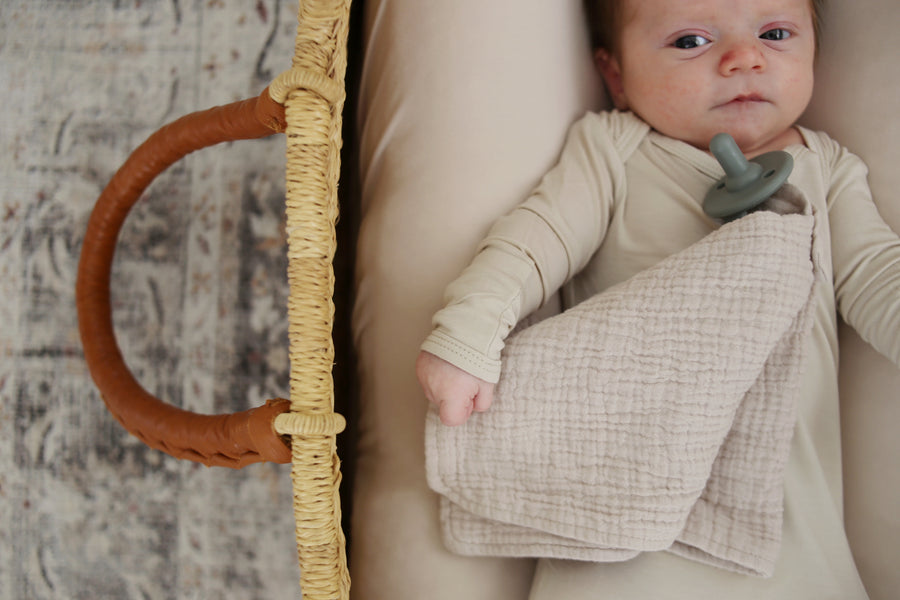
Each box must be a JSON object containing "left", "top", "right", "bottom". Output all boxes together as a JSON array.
[{"left": 270, "top": 1, "right": 352, "bottom": 598}]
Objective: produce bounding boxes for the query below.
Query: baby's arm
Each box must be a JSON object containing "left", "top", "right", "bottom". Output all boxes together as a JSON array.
[
  {"left": 830, "top": 147, "right": 900, "bottom": 363},
  {"left": 416, "top": 350, "right": 495, "bottom": 426},
  {"left": 418, "top": 114, "right": 626, "bottom": 425}
]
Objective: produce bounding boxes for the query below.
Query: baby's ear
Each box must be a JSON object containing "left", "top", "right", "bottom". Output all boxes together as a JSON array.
[{"left": 594, "top": 49, "right": 628, "bottom": 110}]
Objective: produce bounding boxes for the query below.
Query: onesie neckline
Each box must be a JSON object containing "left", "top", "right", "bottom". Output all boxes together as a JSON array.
[{"left": 646, "top": 128, "right": 812, "bottom": 181}]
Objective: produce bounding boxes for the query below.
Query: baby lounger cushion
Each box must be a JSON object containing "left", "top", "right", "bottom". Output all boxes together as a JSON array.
[
  {"left": 351, "top": 0, "right": 900, "bottom": 598},
  {"left": 351, "top": 1, "right": 598, "bottom": 597}
]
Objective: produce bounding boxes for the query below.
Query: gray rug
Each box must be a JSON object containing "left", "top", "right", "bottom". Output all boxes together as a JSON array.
[{"left": 1, "top": 2, "right": 308, "bottom": 597}]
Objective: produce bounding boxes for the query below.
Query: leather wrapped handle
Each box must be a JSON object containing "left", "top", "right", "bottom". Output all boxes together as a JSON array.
[{"left": 77, "top": 87, "right": 293, "bottom": 468}]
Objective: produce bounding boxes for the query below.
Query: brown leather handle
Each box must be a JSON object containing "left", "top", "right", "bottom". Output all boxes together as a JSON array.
[{"left": 77, "top": 87, "right": 294, "bottom": 468}]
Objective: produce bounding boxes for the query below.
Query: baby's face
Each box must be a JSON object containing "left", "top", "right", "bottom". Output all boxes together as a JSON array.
[{"left": 601, "top": 0, "right": 816, "bottom": 155}]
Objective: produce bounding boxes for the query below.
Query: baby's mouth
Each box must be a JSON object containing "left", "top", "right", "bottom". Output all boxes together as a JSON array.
[{"left": 720, "top": 93, "right": 768, "bottom": 107}]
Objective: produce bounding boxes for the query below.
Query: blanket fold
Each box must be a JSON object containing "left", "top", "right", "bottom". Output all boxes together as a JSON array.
[{"left": 425, "top": 187, "right": 817, "bottom": 577}]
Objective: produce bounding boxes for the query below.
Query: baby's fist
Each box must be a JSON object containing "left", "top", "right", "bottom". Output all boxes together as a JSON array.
[{"left": 416, "top": 351, "right": 495, "bottom": 426}]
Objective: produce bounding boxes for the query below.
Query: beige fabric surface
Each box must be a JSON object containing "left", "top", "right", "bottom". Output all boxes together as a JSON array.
[
  {"left": 350, "top": 1, "right": 598, "bottom": 597},
  {"left": 428, "top": 196, "right": 816, "bottom": 577}
]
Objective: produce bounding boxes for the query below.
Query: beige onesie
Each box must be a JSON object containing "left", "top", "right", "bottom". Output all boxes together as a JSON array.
[{"left": 422, "top": 110, "right": 900, "bottom": 597}]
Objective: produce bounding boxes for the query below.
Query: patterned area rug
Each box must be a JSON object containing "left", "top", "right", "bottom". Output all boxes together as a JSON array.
[{"left": 1, "top": 2, "right": 308, "bottom": 597}]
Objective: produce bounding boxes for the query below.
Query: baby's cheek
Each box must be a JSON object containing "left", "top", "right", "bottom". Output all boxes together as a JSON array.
[{"left": 635, "top": 77, "right": 702, "bottom": 131}]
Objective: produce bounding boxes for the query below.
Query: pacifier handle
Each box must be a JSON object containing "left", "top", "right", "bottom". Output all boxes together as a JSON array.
[{"left": 703, "top": 133, "right": 793, "bottom": 220}]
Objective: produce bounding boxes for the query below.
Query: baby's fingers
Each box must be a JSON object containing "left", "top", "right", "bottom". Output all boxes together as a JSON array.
[
  {"left": 438, "top": 396, "right": 474, "bottom": 427},
  {"left": 472, "top": 386, "right": 494, "bottom": 413}
]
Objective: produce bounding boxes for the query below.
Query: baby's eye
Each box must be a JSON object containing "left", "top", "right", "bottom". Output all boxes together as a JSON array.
[
  {"left": 673, "top": 34, "right": 712, "bottom": 49},
  {"left": 759, "top": 28, "right": 791, "bottom": 41}
]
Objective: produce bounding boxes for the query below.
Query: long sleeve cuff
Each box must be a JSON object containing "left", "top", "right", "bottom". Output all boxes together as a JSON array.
[{"left": 420, "top": 329, "right": 503, "bottom": 384}]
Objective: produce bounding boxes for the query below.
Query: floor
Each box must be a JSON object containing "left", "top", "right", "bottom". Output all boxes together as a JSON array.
[{"left": 1, "top": 2, "right": 308, "bottom": 597}]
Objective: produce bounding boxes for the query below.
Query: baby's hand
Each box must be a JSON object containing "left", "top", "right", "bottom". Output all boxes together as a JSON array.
[{"left": 416, "top": 351, "right": 495, "bottom": 426}]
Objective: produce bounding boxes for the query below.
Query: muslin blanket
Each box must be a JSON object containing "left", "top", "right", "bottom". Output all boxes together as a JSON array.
[{"left": 425, "top": 187, "right": 818, "bottom": 577}]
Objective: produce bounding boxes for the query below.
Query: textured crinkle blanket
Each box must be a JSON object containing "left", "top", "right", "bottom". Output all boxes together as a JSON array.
[{"left": 425, "top": 187, "right": 817, "bottom": 577}]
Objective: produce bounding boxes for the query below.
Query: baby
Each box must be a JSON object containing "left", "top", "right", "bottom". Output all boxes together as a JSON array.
[
  {"left": 418, "top": 0, "right": 830, "bottom": 426},
  {"left": 418, "top": 0, "right": 899, "bottom": 593}
]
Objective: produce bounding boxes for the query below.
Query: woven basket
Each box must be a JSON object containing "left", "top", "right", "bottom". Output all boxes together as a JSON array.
[{"left": 76, "top": 1, "right": 353, "bottom": 598}]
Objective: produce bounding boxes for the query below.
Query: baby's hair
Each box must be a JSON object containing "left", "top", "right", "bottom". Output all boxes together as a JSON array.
[{"left": 584, "top": 0, "right": 825, "bottom": 56}]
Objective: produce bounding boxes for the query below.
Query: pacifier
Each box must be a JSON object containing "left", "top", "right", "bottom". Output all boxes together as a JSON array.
[{"left": 703, "top": 132, "right": 794, "bottom": 221}]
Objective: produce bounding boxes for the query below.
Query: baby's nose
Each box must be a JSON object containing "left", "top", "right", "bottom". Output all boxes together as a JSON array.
[{"left": 719, "top": 41, "right": 766, "bottom": 75}]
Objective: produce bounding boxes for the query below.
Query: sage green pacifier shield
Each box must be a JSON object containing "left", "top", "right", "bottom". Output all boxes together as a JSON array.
[{"left": 703, "top": 132, "right": 794, "bottom": 220}]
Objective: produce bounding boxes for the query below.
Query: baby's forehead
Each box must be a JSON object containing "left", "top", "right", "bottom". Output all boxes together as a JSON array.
[{"left": 620, "top": 0, "right": 812, "bottom": 28}]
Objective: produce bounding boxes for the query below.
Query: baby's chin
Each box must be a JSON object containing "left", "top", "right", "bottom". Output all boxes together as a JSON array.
[
  {"left": 642, "top": 109, "right": 798, "bottom": 156},
  {"left": 683, "top": 119, "right": 796, "bottom": 157},
  {"left": 705, "top": 111, "right": 805, "bottom": 155}
]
